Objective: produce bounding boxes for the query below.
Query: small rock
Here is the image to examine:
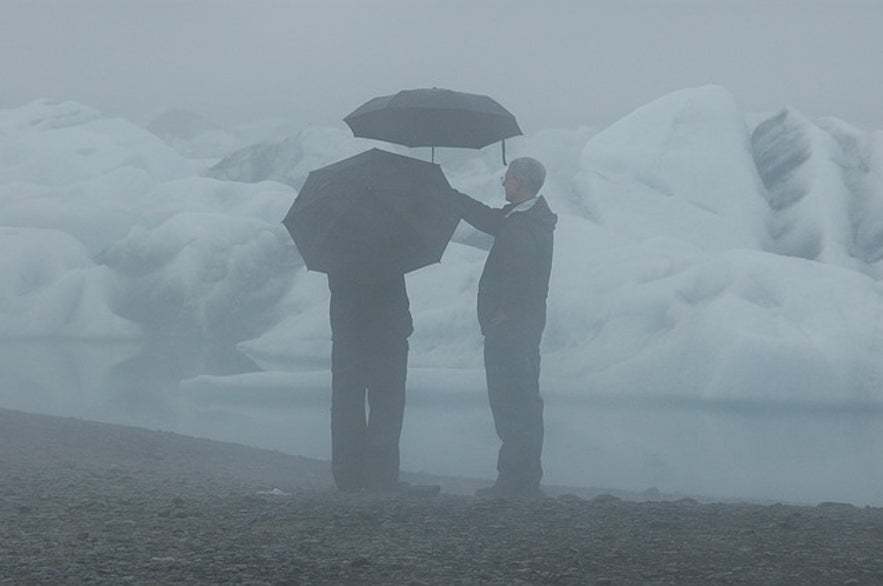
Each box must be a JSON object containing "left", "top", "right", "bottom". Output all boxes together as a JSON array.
[{"left": 817, "top": 501, "right": 855, "bottom": 510}]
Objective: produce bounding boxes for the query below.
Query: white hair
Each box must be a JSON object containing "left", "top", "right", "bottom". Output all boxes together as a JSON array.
[{"left": 508, "top": 157, "right": 546, "bottom": 195}]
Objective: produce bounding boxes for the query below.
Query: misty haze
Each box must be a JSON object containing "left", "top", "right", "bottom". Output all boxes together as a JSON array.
[
  {"left": 2, "top": 82, "right": 883, "bottom": 506},
  {"left": 2, "top": 2, "right": 883, "bottom": 583}
]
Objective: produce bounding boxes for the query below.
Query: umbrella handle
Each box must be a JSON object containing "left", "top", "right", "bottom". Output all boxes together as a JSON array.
[
  {"left": 501, "top": 139, "right": 507, "bottom": 166},
  {"left": 432, "top": 146, "right": 435, "bottom": 163}
]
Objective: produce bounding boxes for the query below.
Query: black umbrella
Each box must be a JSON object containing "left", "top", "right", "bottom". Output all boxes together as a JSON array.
[
  {"left": 283, "top": 148, "right": 461, "bottom": 279},
  {"left": 344, "top": 87, "right": 522, "bottom": 163}
]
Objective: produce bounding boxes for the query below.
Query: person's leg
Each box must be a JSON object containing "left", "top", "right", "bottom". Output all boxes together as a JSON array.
[
  {"left": 364, "top": 338, "right": 408, "bottom": 490},
  {"left": 484, "top": 328, "right": 544, "bottom": 491},
  {"left": 331, "top": 338, "right": 368, "bottom": 491}
]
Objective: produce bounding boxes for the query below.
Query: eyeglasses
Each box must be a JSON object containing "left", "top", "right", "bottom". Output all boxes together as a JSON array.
[{"left": 501, "top": 174, "right": 518, "bottom": 185}]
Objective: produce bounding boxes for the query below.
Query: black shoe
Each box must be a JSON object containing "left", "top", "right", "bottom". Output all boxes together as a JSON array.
[{"left": 475, "top": 483, "right": 545, "bottom": 499}]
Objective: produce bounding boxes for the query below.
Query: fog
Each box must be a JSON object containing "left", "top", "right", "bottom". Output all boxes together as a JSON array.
[
  {"left": 2, "top": 0, "right": 882, "bottom": 132},
  {"left": 3, "top": 1, "right": 883, "bottom": 507}
]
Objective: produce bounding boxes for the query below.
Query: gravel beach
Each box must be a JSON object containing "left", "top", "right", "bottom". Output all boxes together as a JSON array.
[{"left": 1, "top": 407, "right": 882, "bottom": 585}]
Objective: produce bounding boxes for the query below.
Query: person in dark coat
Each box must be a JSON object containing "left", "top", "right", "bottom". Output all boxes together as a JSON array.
[
  {"left": 450, "top": 157, "right": 556, "bottom": 497},
  {"left": 327, "top": 272, "right": 413, "bottom": 492}
]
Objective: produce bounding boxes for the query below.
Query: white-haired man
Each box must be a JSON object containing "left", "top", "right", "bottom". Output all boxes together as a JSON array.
[{"left": 451, "top": 157, "right": 556, "bottom": 498}]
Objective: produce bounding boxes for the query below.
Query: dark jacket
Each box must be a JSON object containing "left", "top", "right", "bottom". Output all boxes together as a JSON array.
[
  {"left": 328, "top": 273, "right": 414, "bottom": 343},
  {"left": 454, "top": 192, "right": 557, "bottom": 337}
]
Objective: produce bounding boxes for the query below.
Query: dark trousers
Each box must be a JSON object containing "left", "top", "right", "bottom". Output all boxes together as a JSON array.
[
  {"left": 331, "top": 336, "right": 408, "bottom": 491},
  {"left": 483, "top": 324, "right": 544, "bottom": 489}
]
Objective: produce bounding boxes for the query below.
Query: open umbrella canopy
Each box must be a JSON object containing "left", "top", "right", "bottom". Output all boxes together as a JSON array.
[
  {"left": 344, "top": 87, "right": 522, "bottom": 149},
  {"left": 283, "top": 148, "right": 461, "bottom": 279}
]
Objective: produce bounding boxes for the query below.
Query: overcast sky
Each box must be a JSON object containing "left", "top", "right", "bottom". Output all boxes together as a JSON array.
[{"left": 2, "top": 0, "right": 882, "bottom": 134}]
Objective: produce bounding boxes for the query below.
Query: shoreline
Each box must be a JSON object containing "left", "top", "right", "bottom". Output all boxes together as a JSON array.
[
  {"left": 3, "top": 407, "right": 882, "bottom": 584},
  {"left": 0, "top": 407, "right": 753, "bottom": 504}
]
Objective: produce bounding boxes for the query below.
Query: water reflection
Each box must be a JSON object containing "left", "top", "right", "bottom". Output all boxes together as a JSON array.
[{"left": 2, "top": 341, "right": 882, "bottom": 506}]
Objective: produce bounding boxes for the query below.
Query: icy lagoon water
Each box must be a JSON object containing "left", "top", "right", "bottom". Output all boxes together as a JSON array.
[{"left": 2, "top": 341, "right": 882, "bottom": 507}]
